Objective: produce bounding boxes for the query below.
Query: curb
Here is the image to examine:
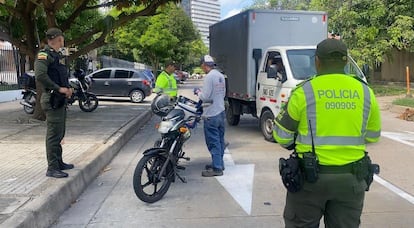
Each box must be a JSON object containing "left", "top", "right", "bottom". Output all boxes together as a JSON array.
[{"left": 1, "top": 110, "right": 153, "bottom": 228}]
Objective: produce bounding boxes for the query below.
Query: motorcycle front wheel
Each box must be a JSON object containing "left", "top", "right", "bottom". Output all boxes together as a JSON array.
[
  {"left": 23, "top": 93, "right": 36, "bottom": 114},
  {"left": 133, "top": 153, "right": 173, "bottom": 203},
  {"left": 79, "top": 93, "right": 98, "bottom": 112},
  {"left": 23, "top": 105, "right": 34, "bottom": 114}
]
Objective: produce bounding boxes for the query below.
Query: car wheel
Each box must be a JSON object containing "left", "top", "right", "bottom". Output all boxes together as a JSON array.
[{"left": 130, "top": 89, "right": 145, "bottom": 103}]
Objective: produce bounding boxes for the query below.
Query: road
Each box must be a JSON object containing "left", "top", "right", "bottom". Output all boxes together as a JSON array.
[{"left": 52, "top": 80, "right": 414, "bottom": 228}]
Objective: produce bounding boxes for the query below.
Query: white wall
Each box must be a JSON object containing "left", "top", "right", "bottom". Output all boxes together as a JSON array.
[{"left": 0, "top": 90, "right": 22, "bottom": 103}]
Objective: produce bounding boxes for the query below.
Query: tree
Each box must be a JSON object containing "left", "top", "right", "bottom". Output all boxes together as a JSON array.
[
  {"left": 0, "top": 0, "right": 177, "bottom": 120},
  {"left": 113, "top": 4, "right": 204, "bottom": 72}
]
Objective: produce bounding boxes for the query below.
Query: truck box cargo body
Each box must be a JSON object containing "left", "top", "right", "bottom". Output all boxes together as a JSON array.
[{"left": 209, "top": 10, "right": 328, "bottom": 102}]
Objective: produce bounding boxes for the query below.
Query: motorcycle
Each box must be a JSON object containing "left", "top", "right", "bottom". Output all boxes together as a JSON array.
[
  {"left": 133, "top": 94, "right": 203, "bottom": 203},
  {"left": 20, "top": 72, "right": 37, "bottom": 114},
  {"left": 68, "top": 69, "right": 99, "bottom": 112},
  {"left": 20, "top": 70, "right": 98, "bottom": 113}
]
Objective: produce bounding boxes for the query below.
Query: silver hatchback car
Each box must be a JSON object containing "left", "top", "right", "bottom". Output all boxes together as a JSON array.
[{"left": 87, "top": 67, "right": 153, "bottom": 103}]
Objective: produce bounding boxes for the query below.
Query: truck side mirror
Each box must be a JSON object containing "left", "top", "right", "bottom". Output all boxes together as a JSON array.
[
  {"left": 267, "top": 66, "right": 277, "bottom": 79},
  {"left": 362, "top": 64, "right": 370, "bottom": 76}
]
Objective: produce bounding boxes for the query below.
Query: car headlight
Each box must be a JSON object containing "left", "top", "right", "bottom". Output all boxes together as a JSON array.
[{"left": 158, "top": 120, "right": 173, "bottom": 134}]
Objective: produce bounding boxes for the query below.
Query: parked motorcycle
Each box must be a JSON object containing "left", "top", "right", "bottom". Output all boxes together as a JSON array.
[
  {"left": 20, "top": 72, "right": 37, "bottom": 114},
  {"left": 133, "top": 94, "right": 203, "bottom": 203},
  {"left": 20, "top": 70, "right": 98, "bottom": 113},
  {"left": 68, "top": 69, "right": 98, "bottom": 112}
]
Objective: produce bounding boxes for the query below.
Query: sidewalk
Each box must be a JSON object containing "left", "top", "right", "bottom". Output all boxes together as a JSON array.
[{"left": 0, "top": 99, "right": 152, "bottom": 228}]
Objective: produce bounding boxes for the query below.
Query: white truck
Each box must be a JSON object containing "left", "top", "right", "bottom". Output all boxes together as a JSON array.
[{"left": 209, "top": 9, "right": 366, "bottom": 142}]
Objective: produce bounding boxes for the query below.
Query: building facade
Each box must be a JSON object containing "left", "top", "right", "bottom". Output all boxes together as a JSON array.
[{"left": 181, "top": 0, "right": 220, "bottom": 48}]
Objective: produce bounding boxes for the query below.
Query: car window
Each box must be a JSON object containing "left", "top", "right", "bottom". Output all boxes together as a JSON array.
[
  {"left": 132, "top": 71, "right": 147, "bottom": 79},
  {"left": 114, "top": 70, "right": 132, "bottom": 79},
  {"left": 92, "top": 70, "right": 111, "bottom": 79}
]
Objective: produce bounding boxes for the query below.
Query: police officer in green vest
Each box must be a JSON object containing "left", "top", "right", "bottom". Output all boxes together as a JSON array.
[
  {"left": 273, "top": 38, "right": 381, "bottom": 228},
  {"left": 35, "top": 28, "right": 74, "bottom": 178},
  {"left": 154, "top": 61, "right": 178, "bottom": 100}
]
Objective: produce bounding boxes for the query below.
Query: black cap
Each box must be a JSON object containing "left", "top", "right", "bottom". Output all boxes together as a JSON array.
[
  {"left": 315, "top": 38, "right": 347, "bottom": 61},
  {"left": 166, "top": 60, "right": 178, "bottom": 68},
  {"left": 46, "top": 28, "right": 63, "bottom": 40}
]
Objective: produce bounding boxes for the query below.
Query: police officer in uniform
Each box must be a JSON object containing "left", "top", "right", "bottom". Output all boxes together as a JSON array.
[
  {"left": 35, "top": 28, "right": 74, "bottom": 178},
  {"left": 273, "top": 38, "right": 381, "bottom": 227},
  {"left": 154, "top": 61, "right": 178, "bottom": 100}
]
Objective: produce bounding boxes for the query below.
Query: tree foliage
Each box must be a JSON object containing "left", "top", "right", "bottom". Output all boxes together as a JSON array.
[
  {"left": 113, "top": 4, "right": 206, "bottom": 72},
  {"left": 0, "top": 0, "right": 178, "bottom": 68}
]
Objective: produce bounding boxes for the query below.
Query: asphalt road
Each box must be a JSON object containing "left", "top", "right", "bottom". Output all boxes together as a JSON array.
[{"left": 52, "top": 80, "right": 414, "bottom": 228}]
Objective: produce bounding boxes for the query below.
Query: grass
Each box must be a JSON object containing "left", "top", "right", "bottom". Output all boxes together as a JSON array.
[
  {"left": 0, "top": 84, "right": 20, "bottom": 91},
  {"left": 369, "top": 84, "right": 407, "bottom": 96},
  {"left": 393, "top": 97, "right": 414, "bottom": 108},
  {"left": 369, "top": 83, "right": 414, "bottom": 108}
]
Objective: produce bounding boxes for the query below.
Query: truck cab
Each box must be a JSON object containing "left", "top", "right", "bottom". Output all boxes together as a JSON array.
[{"left": 256, "top": 46, "right": 366, "bottom": 141}]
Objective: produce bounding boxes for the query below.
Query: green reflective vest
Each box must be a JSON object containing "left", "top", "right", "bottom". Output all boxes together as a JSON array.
[
  {"left": 273, "top": 74, "right": 381, "bottom": 165},
  {"left": 154, "top": 71, "right": 177, "bottom": 97}
]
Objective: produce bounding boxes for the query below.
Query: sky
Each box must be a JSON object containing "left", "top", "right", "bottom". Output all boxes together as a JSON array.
[{"left": 219, "top": 0, "right": 254, "bottom": 19}]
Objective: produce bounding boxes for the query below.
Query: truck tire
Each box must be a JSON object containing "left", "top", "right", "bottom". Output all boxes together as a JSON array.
[
  {"left": 260, "top": 110, "right": 275, "bottom": 142},
  {"left": 226, "top": 100, "right": 240, "bottom": 126}
]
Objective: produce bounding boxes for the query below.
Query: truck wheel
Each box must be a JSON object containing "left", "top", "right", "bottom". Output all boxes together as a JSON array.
[
  {"left": 226, "top": 101, "right": 240, "bottom": 126},
  {"left": 260, "top": 110, "right": 275, "bottom": 142}
]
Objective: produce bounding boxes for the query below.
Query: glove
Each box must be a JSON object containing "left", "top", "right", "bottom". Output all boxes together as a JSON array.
[{"left": 193, "top": 87, "right": 201, "bottom": 95}]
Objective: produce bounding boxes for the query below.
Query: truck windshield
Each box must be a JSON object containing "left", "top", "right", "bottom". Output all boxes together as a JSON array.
[
  {"left": 286, "top": 49, "right": 366, "bottom": 82},
  {"left": 286, "top": 49, "right": 317, "bottom": 80}
]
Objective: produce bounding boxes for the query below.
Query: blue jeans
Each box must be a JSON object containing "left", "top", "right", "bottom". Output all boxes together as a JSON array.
[{"left": 203, "top": 111, "right": 225, "bottom": 170}]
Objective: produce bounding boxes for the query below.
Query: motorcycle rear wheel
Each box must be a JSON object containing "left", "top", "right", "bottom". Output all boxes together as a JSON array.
[
  {"left": 133, "top": 154, "right": 173, "bottom": 203},
  {"left": 79, "top": 93, "right": 98, "bottom": 112}
]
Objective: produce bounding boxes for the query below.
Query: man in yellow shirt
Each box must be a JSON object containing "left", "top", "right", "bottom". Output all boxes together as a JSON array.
[{"left": 154, "top": 61, "right": 178, "bottom": 100}]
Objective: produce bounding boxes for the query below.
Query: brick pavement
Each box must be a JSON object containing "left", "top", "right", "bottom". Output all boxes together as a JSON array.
[{"left": 0, "top": 99, "right": 153, "bottom": 228}]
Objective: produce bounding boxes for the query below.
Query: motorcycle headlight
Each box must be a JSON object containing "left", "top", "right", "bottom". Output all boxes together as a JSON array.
[{"left": 158, "top": 120, "right": 173, "bottom": 134}]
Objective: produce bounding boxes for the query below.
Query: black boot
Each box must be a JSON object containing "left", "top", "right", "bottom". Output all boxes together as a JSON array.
[
  {"left": 46, "top": 169, "right": 68, "bottom": 178},
  {"left": 59, "top": 161, "right": 74, "bottom": 170}
]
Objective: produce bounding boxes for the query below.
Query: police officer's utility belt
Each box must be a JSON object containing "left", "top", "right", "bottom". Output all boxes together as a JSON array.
[
  {"left": 318, "top": 162, "right": 356, "bottom": 174},
  {"left": 279, "top": 152, "right": 380, "bottom": 193}
]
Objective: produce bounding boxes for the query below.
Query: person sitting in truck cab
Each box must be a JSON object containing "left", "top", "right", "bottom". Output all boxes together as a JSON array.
[
  {"left": 267, "top": 56, "right": 287, "bottom": 83},
  {"left": 274, "top": 58, "right": 287, "bottom": 83}
]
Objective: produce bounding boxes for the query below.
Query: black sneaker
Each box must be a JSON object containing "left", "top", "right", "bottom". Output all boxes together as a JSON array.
[
  {"left": 205, "top": 164, "right": 225, "bottom": 171},
  {"left": 202, "top": 168, "right": 223, "bottom": 177},
  {"left": 46, "top": 169, "right": 68, "bottom": 178},
  {"left": 59, "top": 162, "right": 74, "bottom": 170}
]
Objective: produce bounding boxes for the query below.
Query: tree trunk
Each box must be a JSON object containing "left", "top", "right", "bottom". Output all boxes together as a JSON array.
[{"left": 33, "top": 80, "right": 46, "bottom": 121}]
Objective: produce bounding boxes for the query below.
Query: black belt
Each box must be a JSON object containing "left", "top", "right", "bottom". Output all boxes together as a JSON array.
[{"left": 318, "top": 163, "right": 354, "bottom": 174}]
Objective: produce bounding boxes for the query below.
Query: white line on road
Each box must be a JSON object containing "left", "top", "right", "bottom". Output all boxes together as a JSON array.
[
  {"left": 215, "top": 148, "right": 255, "bottom": 215},
  {"left": 374, "top": 175, "right": 414, "bottom": 205}
]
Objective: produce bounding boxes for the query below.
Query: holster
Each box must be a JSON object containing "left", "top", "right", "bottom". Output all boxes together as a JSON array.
[
  {"left": 50, "top": 90, "right": 66, "bottom": 109},
  {"left": 353, "top": 152, "right": 380, "bottom": 191},
  {"left": 279, "top": 152, "right": 304, "bottom": 193}
]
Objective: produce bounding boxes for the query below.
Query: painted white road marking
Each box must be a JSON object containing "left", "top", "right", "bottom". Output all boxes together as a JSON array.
[
  {"left": 215, "top": 148, "right": 255, "bottom": 215},
  {"left": 382, "top": 131, "right": 414, "bottom": 147},
  {"left": 374, "top": 131, "right": 414, "bottom": 205},
  {"left": 374, "top": 175, "right": 414, "bottom": 205}
]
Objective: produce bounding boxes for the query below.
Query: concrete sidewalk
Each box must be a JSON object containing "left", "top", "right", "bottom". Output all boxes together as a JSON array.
[{"left": 0, "top": 99, "right": 153, "bottom": 228}]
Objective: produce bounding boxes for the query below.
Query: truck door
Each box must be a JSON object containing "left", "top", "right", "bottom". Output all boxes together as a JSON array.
[{"left": 256, "top": 51, "right": 286, "bottom": 141}]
